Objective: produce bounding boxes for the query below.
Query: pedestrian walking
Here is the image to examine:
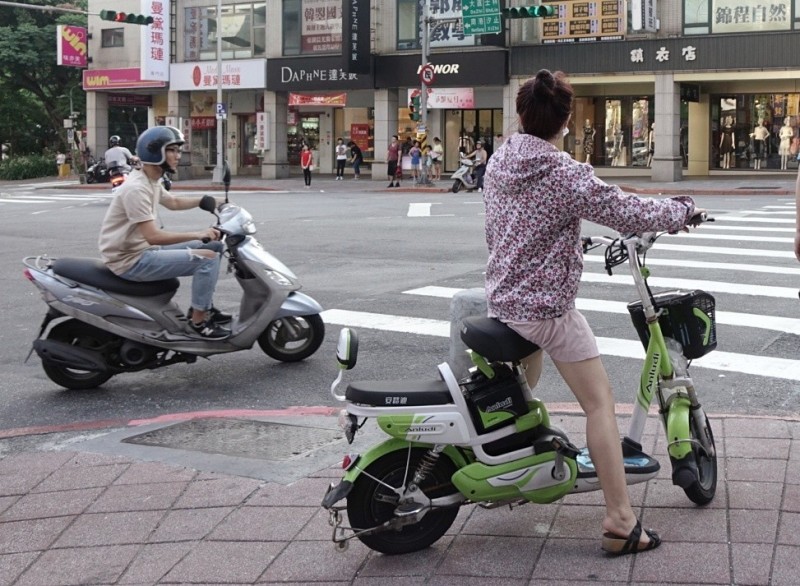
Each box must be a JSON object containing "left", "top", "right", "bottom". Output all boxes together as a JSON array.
[
  {"left": 348, "top": 141, "right": 363, "bottom": 179},
  {"left": 387, "top": 135, "right": 400, "bottom": 188},
  {"left": 335, "top": 138, "right": 347, "bottom": 180},
  {"left": 300, "top": 144, "right": 313, "bottom": 188},
  {"left": 56, "top": 151, "right": 68, "bottom": 179}
]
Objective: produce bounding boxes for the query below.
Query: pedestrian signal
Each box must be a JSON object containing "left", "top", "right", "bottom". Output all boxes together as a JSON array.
[{"left": 502, "top": 5, "right": 555, "bottom": 18}]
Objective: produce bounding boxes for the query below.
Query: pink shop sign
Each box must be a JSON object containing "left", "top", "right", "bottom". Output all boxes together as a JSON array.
[
  {"left": 412, "top": 88, "right": 474, "bottom": 109},
  {"left": 83, "top": 68, "right": 167, "bottom": 90}
]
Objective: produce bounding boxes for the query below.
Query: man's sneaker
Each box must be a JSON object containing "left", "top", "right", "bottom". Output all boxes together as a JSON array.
[
  {"left": 189, "top": 320, "right": 230, "bottom": 339},
  {"left": 187, "top": 306, "right": 232, "bottom": 325}
]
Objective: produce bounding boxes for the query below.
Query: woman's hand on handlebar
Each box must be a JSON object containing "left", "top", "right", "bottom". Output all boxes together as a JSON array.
[{"left": 684, "top": 207, "right": 710, "bottom": 231}]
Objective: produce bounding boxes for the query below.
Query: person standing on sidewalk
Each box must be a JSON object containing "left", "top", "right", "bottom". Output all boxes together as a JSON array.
[
  {"left": 409, "top": 140, "right": 422, "bottom": 183},
  {"left": 431, "top": 137, "right": 444, "bottom": 180},
  {"left": 335, "top": 138, "right": 347, "bottom": 180},
  {"left": 387, "top": 135, "right": 400, "bottom": 188},
  {"left": 483, "top": 69, "right": 704, "bottom": 556},
  {"left": 348, "top": 141, "right": 363, "bottom": 179},
  {"left": 300, "top": 144, "right": 313, "bottom": 188}
]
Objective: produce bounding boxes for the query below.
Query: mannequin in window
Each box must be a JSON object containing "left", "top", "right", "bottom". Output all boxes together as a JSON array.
[
  {"left": 582, "top": 119, "right": 596, "bottom": 164},
  {"left": 719, "top": 116, "right": 735, "bottom": 169},
  {"left": 646, "top": 123, "right": 655, "bottom": 167},
  {"left": 611, "top": 125, "right": 624, "bottom": 166},
  {"left": 750, "top": 119, "right": 769, "bottom": 170},
  {"left": 779, "top": 116, "right": 793, "bottom": 170}
]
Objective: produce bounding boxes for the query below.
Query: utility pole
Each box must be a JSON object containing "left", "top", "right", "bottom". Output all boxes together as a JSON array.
[
  {"left": 418, "top": 1, "right": 432, "bottom": 186},
  {"left": 212, "top": 0, "right": 224, "bottom": 183}
]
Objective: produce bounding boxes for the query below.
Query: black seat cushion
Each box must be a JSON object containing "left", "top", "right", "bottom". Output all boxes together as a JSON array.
[
  {"left": 460, "top": 316, "right": 540, "bottom": 362},
  {"left": 52, "top": 257, "right": 179, "bottom": 297},
  {"left": 345, "top": 379, "right": 452, "bottom": 407}
]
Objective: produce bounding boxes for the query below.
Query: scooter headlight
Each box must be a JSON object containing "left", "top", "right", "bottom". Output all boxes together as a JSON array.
[
  {"left": 264, "top": 269, "right": 292, "bottom": 286},
  {"left": 242, "top": 219, "right": 257, "bottom": 235}
]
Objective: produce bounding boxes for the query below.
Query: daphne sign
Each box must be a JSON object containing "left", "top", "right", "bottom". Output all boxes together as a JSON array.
[{"left": 57, "top": 25, "right": 87, "bottom": 68}]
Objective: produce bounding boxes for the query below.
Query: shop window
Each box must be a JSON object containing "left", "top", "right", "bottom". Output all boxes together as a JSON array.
[
  {"left": 442, "top": 109, "right": 503, "bottom": 172},
  {"left": 287, "top": 113, "right": 320, "bottom": 165},
  {"left": 101, "top": 28, "right": 124, "bottom": 48},
  {"left": 184, "top": 3, "right": 266, "bottom": 61},
  {"left": 281, "top": 0, "right": 342, "bottom": 56}
]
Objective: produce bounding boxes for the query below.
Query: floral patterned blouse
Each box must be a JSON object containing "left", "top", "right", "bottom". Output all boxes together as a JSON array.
[{"left": 483, "top": 132, "right": 694, "bottom": 321}]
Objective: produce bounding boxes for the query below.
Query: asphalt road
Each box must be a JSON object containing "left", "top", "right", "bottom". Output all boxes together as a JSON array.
[{"left": 2, "top": 181, "right": 800, "bottom": 433}]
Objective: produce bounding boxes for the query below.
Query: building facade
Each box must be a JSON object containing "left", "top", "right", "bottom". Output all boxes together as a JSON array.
[{"left": 83, "top": 0, "right": 800, "bottom": 181}]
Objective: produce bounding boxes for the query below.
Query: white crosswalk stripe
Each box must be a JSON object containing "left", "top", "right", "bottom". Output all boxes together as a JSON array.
[{"left": 323, "top": 200, "right": 800, "bottom": 382}]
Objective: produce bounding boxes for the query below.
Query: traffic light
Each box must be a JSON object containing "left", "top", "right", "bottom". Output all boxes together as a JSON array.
[
  {"left": 99, "top": 10, "right": 155, "bottom": 25},
  {"left": 409, "top": 95, "right": 421, "bottom": 122},
  {"left": 502, "top": 5, "right": 555, "bottom": 18}
]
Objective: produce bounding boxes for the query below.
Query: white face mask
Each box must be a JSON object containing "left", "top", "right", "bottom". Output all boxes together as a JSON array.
[{"left": 562, "top": 127, "right": 569, "bottom": 137}]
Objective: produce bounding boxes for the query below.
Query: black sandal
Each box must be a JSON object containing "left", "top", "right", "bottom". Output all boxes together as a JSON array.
[{"left": 601, "top": 520, "right": 661, "bottom": 555}]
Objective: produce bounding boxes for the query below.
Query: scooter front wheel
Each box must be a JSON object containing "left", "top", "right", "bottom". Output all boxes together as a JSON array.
[
  {"left": 257, "top": 314, "right": 325, "bottom": 362},
  {"left": 682, "top": 412, "right": 717, "bottom": 505},
  {"left": 348, "top": 448, "right": 459, "bottom": 555},
  {"left": 451, "top": 180, "right": 462, "bottom": 193},
  {"left": 85, "top": 173, "right": 96, "bottom": 184}
]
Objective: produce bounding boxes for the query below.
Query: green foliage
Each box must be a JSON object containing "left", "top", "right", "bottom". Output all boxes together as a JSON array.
[
  {"left": 0, "top": 0, "right": 87, "bottom": 155},
  {"left": 0, "top": 154, "right": 57, "bottom": 181}
]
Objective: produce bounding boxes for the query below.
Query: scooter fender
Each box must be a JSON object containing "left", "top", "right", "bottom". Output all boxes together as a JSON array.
[
  {"left": 274, "top": 291, "right": 323, "bottom": 319},
  {"left": 665, "top": 395, "right": 692, "bottom": 460},
  {"left": 321, "top": 439, "right": 469, "bottom": 508}
]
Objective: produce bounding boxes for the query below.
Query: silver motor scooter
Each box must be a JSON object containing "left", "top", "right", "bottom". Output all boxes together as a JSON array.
[
  {"left": 23, "top": 167, "right": 324, "bottom": 390},
  {"left": 450, "top": 157, "right": 478, "bottom": 193}
]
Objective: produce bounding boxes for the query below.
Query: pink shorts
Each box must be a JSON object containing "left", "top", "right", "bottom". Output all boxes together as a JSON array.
[{"left": 504, "top": 309, "right": 600, "bottom": 363}]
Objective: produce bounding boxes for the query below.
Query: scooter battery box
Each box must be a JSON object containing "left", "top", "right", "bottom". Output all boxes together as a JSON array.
[{"left": 460, "top": 364, "right": 529, "bottom": 434}]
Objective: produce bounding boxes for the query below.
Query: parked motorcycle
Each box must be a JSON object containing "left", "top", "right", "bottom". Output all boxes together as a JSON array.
[
  {"left": 450, "top": 157, "right": 478, "bottom": 193},
  {"left": 85, "top": 157, "right": 109, "bottom": 184},
  {"left": 23, "top": 167, "right": 325, "bottom": 390}
]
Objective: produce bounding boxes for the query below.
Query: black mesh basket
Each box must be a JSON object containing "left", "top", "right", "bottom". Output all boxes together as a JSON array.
[{"left": 627, "top": 290, "right": 717, "bottom": 360}]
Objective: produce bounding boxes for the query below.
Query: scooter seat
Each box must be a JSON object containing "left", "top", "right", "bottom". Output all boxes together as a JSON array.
[
  {"left": 460, "top": 316, "right": 540, "bottom": 363},
  {"left": 346, "top": 379, "right": 453, "bottom": 407},
  {"left": 52, "top": 257, "right": 179, "bottom": 297}
]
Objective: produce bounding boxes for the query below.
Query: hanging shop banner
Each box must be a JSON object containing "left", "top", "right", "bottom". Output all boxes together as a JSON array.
[
  {"left": 540, "top": 0, "right": 625, "bottom": 44},
  {"left": 288, "top": 93, "right": 347, "bottom": 107},
  {"left": 711, "top": 0, "right": 790, "bottom": 33},
  {"left": 56, "top": 25, "right": 87, "bottom": 68},
  {"left": 191, "top": 117, "right": 217, "bottom": 130},
  {"left": 302, "top": 0, "right": 342, "bottom": 53},
  {"left": 406, "top": 87, "right": 475, "bottom": 109},
  {"left": 184, "top": 7, "right": 210, "bottom": 61},
  {"left": 140, "top": 0, "right": 170, "bottom": 82},
  {"left": 342, "top": 0, "right": 370, "bottom": 74},
  {"left": 83, "top": 68, "right": 167, "bottom": 90},
  {"left": 170, "top": 59, "right": 266, "bottom": 91},
  {"left": 256, "top": 112, "right": 269, "bottom": 150}
]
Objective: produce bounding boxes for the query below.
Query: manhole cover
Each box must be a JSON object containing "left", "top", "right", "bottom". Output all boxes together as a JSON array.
[{"left": 123, "top": 419, "right": 343, "bottom": 461}]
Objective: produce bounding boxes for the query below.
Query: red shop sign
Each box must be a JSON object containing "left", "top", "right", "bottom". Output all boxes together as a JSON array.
[{"left": 191, "top": 117, "right": 216, "bottom": 130}]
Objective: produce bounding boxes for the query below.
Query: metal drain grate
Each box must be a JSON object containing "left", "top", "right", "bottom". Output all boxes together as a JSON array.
[{"left": 123, "top": 418, "right": 344, "bottom": 461}]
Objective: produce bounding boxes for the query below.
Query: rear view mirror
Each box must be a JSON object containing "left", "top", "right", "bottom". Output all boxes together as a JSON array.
[
  {"left": 336, "top": 328, "right": 358, "bottom": 370},
  {"left": 199, "top": 194, "right": 217, "bottom": 213}
]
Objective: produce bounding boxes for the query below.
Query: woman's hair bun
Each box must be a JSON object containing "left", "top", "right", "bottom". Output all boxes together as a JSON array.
[{"left": 533, "top": 69, "right": 555, "bottom": 99}]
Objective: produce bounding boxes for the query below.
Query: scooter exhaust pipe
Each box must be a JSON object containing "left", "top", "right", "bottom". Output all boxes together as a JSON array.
[{"left": 32, "top": 339, "right": 108, "bottom": 373}]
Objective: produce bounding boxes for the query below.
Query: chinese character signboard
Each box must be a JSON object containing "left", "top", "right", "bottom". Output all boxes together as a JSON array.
[
  {"left": 288, "top": 93, "right": 347, "bottom": 106},
  {"left": 140, "top": 0, "right": 169, "bottom": 81},
  {"left": 169, "top": 60, "right": 267, "bottom": 91},
  {"left": 711, "top": 0, "right": 790, "bottom": 33},
  {"left": 302, "top": 0, "right": 342, "bottom": 53},
  {"left": 56, "top": 25, "right": 87, "bottom": 68},
  {"left": 342, "top": 0, "right": 370, "bottom": 74},
  {"left": 541, "top": 0, "right": 625, "bottom": 44},
  {"left": 350, "top": 123, "right": 370, "bottom": 152},
  {"left": 462, "top": 0, "right": 502, "bottom": 35},
  {"left": 425, "top": 0, "right": 472, "bottom": 48},
  {"left": 407, "top": 87, "right": 475, "bottom": 109},
  {"left": 183, "top": 7, "right": 210, "bottom": 62}
]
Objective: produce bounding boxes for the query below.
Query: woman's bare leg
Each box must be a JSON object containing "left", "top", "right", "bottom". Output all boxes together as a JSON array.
[{"left": 553, "top": 356, "right": 653, "bottom": 546}]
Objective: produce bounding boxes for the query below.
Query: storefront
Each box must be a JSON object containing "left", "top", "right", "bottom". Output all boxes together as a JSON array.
[
  {"left": 511, "top": 32, "right": 800, "bottom": 178},
  {"left": 266, "top": 55, "right": 374, "bottom": 176},
  {"left": 169, "top": 59, "right": 267, "bottom": 176},
  {"left": 375, "top": 50, "right": 508, "bottom": 174}
]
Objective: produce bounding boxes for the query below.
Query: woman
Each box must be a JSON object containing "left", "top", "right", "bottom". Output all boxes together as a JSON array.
[
  {"left": 300, "top": 144, "right": 313, "bottom": 188},
  {"left": 483, "top": 69, "right": 703, "bottom": 555},
  {"left": 466, "top": 140, "right": 488, "bottom": 191},
  {"left": 431, "top": 137, "right": 444, "bottom": 180},
  {"left": 348, "top": 140, "right": 363, "bottom": 179},
  {"left": 387, "top": 135, "right": 400, "bottom": 188},
  {"left": 409, "top": 140, "right": 422, "bottom": 183}
]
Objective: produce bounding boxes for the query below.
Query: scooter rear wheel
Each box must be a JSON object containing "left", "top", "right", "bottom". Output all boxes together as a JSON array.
[
  {"left": 41, "top": 319, "right": 114, "bottom": 390},
  {"left": 348, "top": 448, "right": 459, "bottom": 555},
  {"left": 451, "top": 180, "right": 462, "bottom": 193},
  {"left": 257, "top": 314, "right": 324, "bottom": 362}
]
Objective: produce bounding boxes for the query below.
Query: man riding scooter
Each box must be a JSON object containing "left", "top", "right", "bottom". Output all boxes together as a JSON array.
[
  {"left": 98, "top": 126, "right": 231, "bottom": 339},
  {"left": 104, "top": 135, "right": 140, "bottom": 188}
]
